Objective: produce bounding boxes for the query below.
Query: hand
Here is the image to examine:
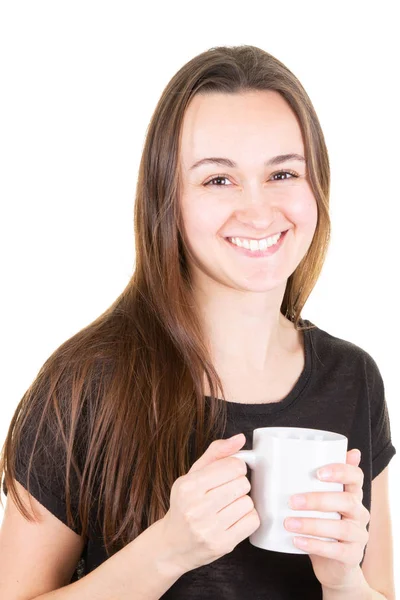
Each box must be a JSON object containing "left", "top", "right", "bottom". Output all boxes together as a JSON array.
[
  {"left": 160, "top": 433, "right": 261, "bottom": 575},
  {"left": 284, "top": 449, "right": 370, "bottom": 591}
]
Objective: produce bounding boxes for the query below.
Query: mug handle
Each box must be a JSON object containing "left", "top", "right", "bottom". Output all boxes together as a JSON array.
[{"left": 231, "top": 449, "right": 258, "bottom": 470}]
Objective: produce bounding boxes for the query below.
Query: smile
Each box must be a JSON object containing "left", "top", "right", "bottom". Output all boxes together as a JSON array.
[{"left": 225, "top": 230, "right": 288, "bottom": 258}]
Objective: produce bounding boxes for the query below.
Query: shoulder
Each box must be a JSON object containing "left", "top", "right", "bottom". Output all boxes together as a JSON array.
[{"left": 302, "top": 318, "right": 380, "bottom": 376}]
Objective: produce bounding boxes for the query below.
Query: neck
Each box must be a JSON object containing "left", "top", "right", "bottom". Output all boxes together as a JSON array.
[{"left": 193, "top": 279, "right": 293, "bottom": 373}]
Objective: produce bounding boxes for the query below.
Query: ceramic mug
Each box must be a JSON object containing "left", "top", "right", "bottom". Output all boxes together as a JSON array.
[{"left": 231, "top": 426, "right": 348, "bottom": 554}]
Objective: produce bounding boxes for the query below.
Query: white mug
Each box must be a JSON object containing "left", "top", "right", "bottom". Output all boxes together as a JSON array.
[{"left": 231, "top": 426, "right": 348, "bottom": 554}]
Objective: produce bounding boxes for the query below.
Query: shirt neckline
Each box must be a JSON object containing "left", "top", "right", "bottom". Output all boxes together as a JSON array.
[{"left": 204, "top": 317, "right": 314, "bottom": 416}]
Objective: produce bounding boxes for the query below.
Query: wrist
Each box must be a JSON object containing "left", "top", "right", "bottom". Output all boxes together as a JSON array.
[
  {"left": 321, "top": 567, "right": 373, "bottom": 599},
  {"left": 147, "top": 518, "right": 188, "bottom": 581}
]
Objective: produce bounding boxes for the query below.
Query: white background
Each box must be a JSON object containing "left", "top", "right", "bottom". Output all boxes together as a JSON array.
[{"left": 0, "top": 0, "right": 399, "bottom": 593}]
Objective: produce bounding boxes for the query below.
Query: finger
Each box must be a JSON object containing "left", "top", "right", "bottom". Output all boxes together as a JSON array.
[
  {"left": 318, "top": 449, "right": 361, "bottom": 479},
  {"left": 284, "top": 516, "right": 369, "bottom": 544},
  {"left": 347, "top": 448, "right": 361, "bottom": 465},
  {"left": 289, "top": 491, "right": 365, "bottom": 520},
  {"left": 317, "top": 456, "right": 364, "bottom": 501},
  {"left": 345, "top": 449, "right": 363, "bottom": 498},
  {"left": 292, "top": 535, "right": 364, "bottom": 565},
  {"left": 188, "top": 434, "right": 246, "bottom": 474}
]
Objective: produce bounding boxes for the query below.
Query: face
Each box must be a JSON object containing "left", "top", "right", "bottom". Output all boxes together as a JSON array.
[{"left": 178, "top": 90, "right": 318, "bottom": 295}]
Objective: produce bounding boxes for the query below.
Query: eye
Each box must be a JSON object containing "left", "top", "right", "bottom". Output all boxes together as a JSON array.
[
  {"left": 203, "top": 170, "right": 299, "bottom": 188},
  {"left": 203, "top": 175, "right": 232, "bottom": 187},
  {"left": 271, "top": 169, "right": 299, "bottom": 181}
]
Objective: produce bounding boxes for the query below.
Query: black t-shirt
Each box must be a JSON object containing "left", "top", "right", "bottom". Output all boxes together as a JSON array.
[{"left": 2, "top": 318, "right": 397, "bottom": 597}]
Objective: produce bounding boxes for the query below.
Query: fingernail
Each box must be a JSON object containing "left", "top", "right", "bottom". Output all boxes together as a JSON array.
[
  {"left": 294, "top": 536, "right": 309, "bottom": 548},
  {"left": 229, "top": 433, "right": 244, "bottom": 441},
  {"left": 352, "top": 449, "right": 361, "bottom": 459},
  {"left": 285, "top": 518, "right": 302, "bottom": 530},
  {"left": 290, "top": 494, "right": 307, "bottom": 508},
  {"left": 317, "top": 467, "right": 332, "bottom": 479}
]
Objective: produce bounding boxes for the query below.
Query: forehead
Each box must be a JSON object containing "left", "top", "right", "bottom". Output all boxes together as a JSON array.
[{"left": 179, "top": 90, "right": 304, "bottom": 169}]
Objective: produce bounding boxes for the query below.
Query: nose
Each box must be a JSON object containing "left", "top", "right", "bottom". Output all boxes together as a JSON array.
[{"left": 234, "top": 189, "right": 277, "bottom": 230}]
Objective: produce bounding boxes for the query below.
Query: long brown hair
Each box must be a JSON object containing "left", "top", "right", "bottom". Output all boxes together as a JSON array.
[{"left": 0, "top": 45, "right": 330, "bottom": 557}]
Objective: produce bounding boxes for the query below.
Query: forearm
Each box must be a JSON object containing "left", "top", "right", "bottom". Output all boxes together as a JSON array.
[
  {"left": 322, "top": 567, "right": 388, "bottom": 600},
  {"left": 33, "top": 519, "right": 185, "bottom": 600}
]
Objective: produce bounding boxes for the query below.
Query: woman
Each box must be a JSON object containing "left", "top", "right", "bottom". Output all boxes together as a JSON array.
[{"left": 0, "top": 45, "right": 396, "bottom": 599}]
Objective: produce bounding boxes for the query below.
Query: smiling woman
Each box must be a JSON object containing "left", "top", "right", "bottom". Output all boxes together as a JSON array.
[
  {"left": 179, "top": 89, "right": 318, "bottom": 303},
  {"left": 0, "top": 44, "right": 396, "bottom": 600}
]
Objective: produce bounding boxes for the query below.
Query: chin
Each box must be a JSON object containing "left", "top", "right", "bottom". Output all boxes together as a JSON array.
[{"left": 224, "top": 273, "right": 288, "bottom": 294}]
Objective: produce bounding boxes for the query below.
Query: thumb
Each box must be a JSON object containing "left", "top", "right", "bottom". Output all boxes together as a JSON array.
[{"left": 189, "top": 433, "right": 246, "bottom": 474}]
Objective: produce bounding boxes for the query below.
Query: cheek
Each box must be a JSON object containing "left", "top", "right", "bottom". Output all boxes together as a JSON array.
[
  {"left": 181, "top": 200, "right": 227, "bottom": 240},
  {"left": 289, "top": 188, "right": 318, "bottom": 231}
]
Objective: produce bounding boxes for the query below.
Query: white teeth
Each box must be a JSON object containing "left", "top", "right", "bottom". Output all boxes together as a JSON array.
[{"left": 229, "top": 232, "right": 282, "bottom": 251}]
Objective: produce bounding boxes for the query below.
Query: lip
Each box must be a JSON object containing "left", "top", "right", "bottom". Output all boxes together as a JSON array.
[
  {"left": 225, "top": 229, "right": 288, "bottom": 258},
  {"left": 226, "top": 230, "right": 285, "bottom": 240}
]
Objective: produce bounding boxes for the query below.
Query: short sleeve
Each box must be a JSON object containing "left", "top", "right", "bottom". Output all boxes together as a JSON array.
[
  {"left": 366, "top": 355, "right": 397, "bottom": 479},
  {"left": 2, "top": 463, "right": 82, "bottom": 535},
  {"left": 2, "top": 382, "right": 86, "bottom": 536}
]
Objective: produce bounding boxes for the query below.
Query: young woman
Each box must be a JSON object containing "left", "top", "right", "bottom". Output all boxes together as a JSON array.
[{"left": 0, "top": 45, "right": 396, "bottom": 599}]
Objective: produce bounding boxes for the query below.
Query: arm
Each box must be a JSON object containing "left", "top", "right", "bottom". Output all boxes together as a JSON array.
[
  {"left": 322, "top": 467, "right": 395, "bottom": 600},
  {"left": 323, "top": 465, "right": 396, "bottom": 600},
  {"left": 322, "top": 566, "right": 390, "bottom": 599},
  {"left": 33, "top": 519, "right": 185, "bottom": 600},
  {"left": 361, "top": 466, "right": 396, "bottom": 599}
]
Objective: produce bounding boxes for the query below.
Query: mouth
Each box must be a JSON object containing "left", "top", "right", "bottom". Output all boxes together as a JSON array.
[{"left": 224, "top": 229, "right": 289, "bottom": 258}]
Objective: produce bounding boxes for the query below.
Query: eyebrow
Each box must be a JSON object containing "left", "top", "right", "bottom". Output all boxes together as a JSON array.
[{"left": 189, "top": 153, "right": 306, "bottom": 171}]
